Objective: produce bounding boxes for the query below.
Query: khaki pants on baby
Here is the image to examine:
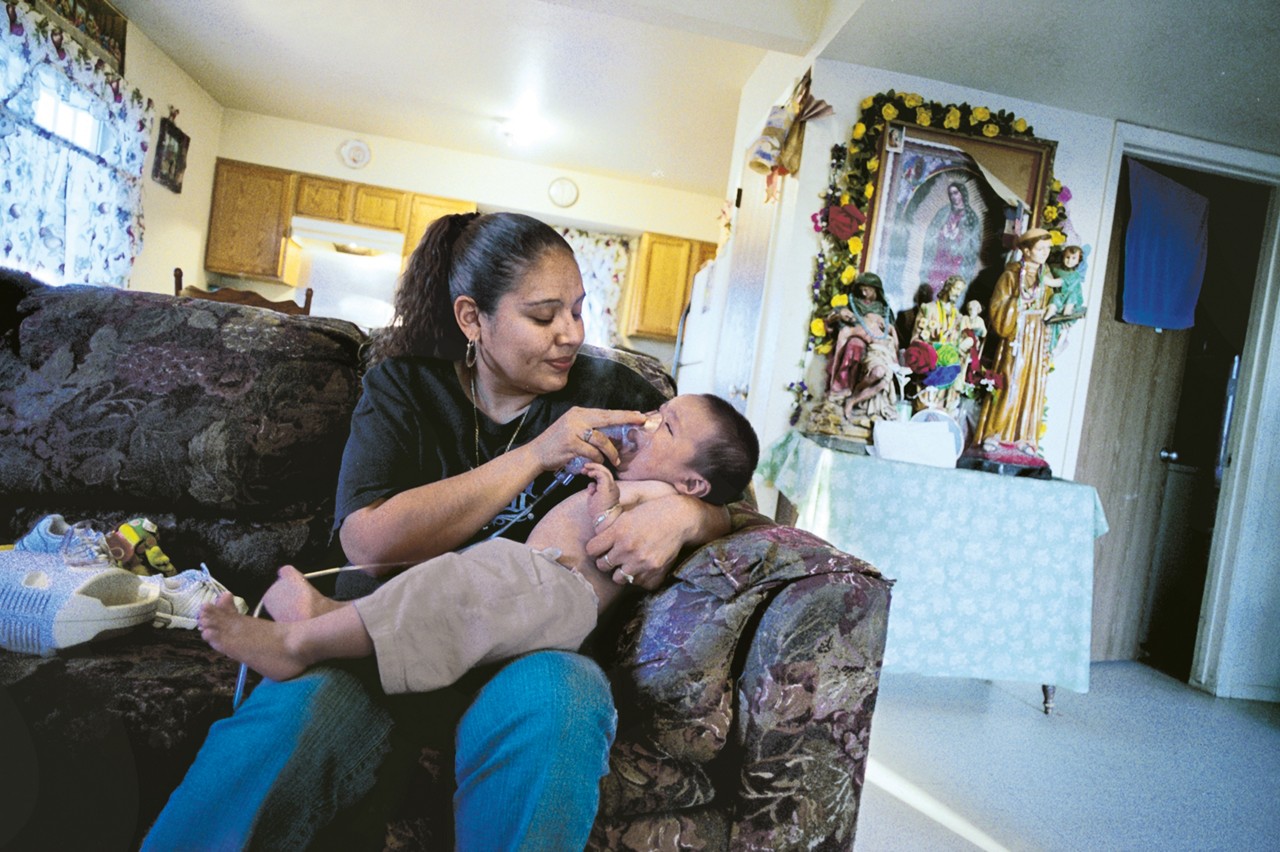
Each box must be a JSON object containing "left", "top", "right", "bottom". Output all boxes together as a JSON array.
[{"left": 352, "top": 538, "right": 598, "bottom": 694}]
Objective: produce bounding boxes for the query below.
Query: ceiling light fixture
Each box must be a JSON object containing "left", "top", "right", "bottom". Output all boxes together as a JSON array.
[{"left": 498, "top": 112, "right": 551, "bottom": 148}]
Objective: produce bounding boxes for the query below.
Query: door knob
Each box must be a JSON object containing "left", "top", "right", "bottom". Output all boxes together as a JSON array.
[{"left": 1159, "top": 449, "right": 1179, "bottom": 462}]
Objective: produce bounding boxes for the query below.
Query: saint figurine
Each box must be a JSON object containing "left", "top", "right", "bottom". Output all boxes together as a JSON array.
[
  {"left": 1046, "top": 244, "right": 1087, "bottom": 352},
  {"left": 825, "top": 272, "right": 900, "bottom": 421},
  {"left": 973, "top": 228, "right": 1060, "bottom": 455}
]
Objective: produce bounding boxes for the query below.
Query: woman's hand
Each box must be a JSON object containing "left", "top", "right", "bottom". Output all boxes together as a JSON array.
[
  {"left": 523, "top": 406, "right": 649, "bottom": 473},
  {"left": 586, "top": 495, "right": 729, "bottom": 589}
]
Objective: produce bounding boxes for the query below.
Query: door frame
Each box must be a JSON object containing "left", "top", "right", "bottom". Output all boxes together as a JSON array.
[{"left": 1082, "top": 123, "right": 1280, "bottom": 698}]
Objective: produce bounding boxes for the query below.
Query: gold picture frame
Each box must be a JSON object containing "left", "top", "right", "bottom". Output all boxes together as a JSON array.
[{"left": 862, "top": 120, "right": 1057, "bottom": 312}]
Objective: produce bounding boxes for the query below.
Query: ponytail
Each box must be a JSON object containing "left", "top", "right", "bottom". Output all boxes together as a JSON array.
[
  {"left": 371, "top": 212, "right": 479, "bottom": 363},
  {"left": 369, "top": 211, "right": 572, "bottom": 365}
]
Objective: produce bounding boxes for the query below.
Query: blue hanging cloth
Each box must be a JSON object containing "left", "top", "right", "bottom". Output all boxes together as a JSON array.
[{"left": 1122, "top": 159, "right": 1210, "bottom": 329}]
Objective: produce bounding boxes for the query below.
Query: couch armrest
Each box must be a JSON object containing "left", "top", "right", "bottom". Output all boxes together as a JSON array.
[
  {"left": 729, "top": 569, "right": 892, "bottom": 849},
  {"left": 597, "top": 522, "right": 888, "bottom": 839}
]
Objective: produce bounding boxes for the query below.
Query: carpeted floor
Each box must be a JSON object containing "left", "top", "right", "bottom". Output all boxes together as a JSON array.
[{"left": 854, "top": 661, "right": 1280, "bottom": 851}]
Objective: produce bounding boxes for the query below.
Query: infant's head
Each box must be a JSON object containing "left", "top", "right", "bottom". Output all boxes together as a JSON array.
[
  {"left": 1060, "top": 245, "right": 1083, "bottom": 269},
  {"left": 620, "top": 394, "right": 759, "bottom": 505},
  {"left": 965, "top": 300, "right": 982, "bottom": 317}
]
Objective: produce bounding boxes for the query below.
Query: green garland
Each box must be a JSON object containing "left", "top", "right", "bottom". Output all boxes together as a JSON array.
[{"left": 789, "top": 89, "right": 1073, "bottom": 423}]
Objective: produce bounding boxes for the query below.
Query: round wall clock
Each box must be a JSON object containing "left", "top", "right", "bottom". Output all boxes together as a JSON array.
[
  {"left": 548, "top": 177, "right": 579, "bottom": 208},
  {"left": 339, "top": 139, "right": 372, "bottom": 169}
]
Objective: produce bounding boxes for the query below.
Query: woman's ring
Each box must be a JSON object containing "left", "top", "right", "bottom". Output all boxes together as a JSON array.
[
  {"left": 603, "top": 553, "right": 613, "bottom": 568},
  {"left": 581, "top": 428, "right": 594, "bottom": 442},
  {"left": 620, "top": 570, "right": 635, "bottom": 585}
]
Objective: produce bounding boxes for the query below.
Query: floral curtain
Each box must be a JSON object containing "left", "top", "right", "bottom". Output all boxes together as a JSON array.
[
  {"left": 557, "top": 226, "right": 630, "bottom": 347},
  {"left": 0, "top": 1, "right": 152, "bottom": 287}
]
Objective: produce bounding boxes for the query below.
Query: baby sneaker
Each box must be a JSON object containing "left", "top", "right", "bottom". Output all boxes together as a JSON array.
[
  {"left": 14, "top": 515, "right": 74, "bottom": 553},
  {"left": 142, "top": 564, "right": 247, "bottom": 629}
]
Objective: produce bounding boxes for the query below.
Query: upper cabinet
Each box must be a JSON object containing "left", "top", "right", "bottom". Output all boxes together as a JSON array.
[
  {"left": 205, "top": 158, "right": 474, "bottom": 282},
  {"left": 403, "top": 194, "right": 479, "bottom": 256},
  {"left": 293, "top": 174, "right": 351, "bottom": 221},
  {"left": 351, "top": 185, "right": 409, "bottom": 231},
  {"left": 205, "top": 160, "right": 301, "bottom": 284},
  {"left": 624, "top": 232, "right": 717, "bottom": 340}
]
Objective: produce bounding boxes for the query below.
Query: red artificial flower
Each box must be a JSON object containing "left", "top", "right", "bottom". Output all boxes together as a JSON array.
[
  {"left": 904, "top": 340, "right": 938, "bottom": 376},
  {"left": 826, "top": 203, "right": 867, "bottom": 242}
]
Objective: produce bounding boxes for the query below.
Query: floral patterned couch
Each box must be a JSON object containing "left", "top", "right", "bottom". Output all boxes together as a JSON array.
[{"left": 0, "top": 269, "right": 891, "bottom": 851}]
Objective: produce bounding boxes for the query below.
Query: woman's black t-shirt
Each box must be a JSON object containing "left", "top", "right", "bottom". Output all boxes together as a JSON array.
[{"left": 334, "top": 351, "right": 669, "bottom": 553}]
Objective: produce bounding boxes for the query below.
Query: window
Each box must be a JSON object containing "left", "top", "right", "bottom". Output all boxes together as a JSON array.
[{"left": 32, "top": 82, "right": 103, "bottom": 156}]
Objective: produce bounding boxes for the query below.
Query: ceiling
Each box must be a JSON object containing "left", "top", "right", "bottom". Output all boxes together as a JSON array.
[{"left": 110, "top": 0, "right": 1280, "bottom": 199}]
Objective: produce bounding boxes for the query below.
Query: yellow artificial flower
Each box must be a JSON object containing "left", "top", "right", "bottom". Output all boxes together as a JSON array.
[
  {"left": 860, "top": 95, "right": 874, "bottom": 110},
  {"left": 852, "top": 122, "right": 866, "bottom": 141},
  {"left": 1044, "top": 204, "right": 1059, "bottom": 221},
  {"left": 1050, "top": 229, "right": 1066, "bottom": 245},
  {"left": 840, "top": 266, "right": 856, "bottom": 285},
  {"left": 867, "top": 157, "right": 880, "bottom": 173},
  {"left": 944, "top": 107, "right": 961, "bottom": 130},
  {"left": 1013, "top": 117, "right": 1028, "bottom": 133},
  {"left": 882, "top": 103, "right": 899, "bottom": 121},
  {"left": 982, "top": 123, "right": 999, "bottom": 137},
  {"left": 816, "top": 342, "right": 834, "bottom": 355},
  {"left": 916, "top": 107, "right": 932, "bottom": 126},
  {"left": 864, "top": 182, "right": 875, "bottom": 199},
  {"left": 971, "top": 106, "right": 991, "bottom": 123},
  {"left": 811, "top": 318, "right": 828, "bottom": 337},
  {"left": 847, "top": 236, "right": 864, "bottom": 255},
  {"left": 831, "top": 292, "right": 850, "bottom": 307},
  {"left": 1051, "top": 178, "right": 1062, "bottom": 192},
  {"left": 903, "top": 93, "right": 923, "bottom": 108},
  {"left": 840, "top": 192, "right": 850, "bottom": 206}
]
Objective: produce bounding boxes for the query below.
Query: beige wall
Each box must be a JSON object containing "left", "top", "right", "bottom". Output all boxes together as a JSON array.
[
  {"left": 124, "top": 26, "right": 225, "bottom": 293},
  {"left": 122, "top": 31, "right": 724, "bottom": 296},
  {"left": 217, "top": 112, "right": 724, "bottom": 244}
]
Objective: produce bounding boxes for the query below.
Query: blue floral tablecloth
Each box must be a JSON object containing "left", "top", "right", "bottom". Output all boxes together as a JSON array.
[{"left": 758, "top": 430, "right": 1108, "bottom": 693}]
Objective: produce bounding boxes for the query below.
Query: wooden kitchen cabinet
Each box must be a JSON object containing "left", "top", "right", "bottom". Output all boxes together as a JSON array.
[
  {"left": 623, "top": 232, "right": 717, "bottom": 340},
  {"left": 403, "top": 194, "right": 479, "bottom": 256},
  {"left": 352, "top": 185, "right": 409, "bottom": 230},
  {"left": 206, "top": 158, "right": 475, "bottom": 283},
  {"left": 294, "top": 174, "right": 352, "bottom": 221},
  {"left": 205, "top": 159, "right": 301, "bottom": 284}
]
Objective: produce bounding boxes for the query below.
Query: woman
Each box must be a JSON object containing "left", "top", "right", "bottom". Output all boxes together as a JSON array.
[
  {"left": 145, "top": 212, "right": 731, "bottom": 850},
  {"left": 974, "top": 228, "right": 1059, "bottom": 454}
]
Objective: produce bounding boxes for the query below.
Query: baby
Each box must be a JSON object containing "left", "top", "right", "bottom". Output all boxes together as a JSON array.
[{"left": 199, "top": 393, "right": 759, "bottom": 694}]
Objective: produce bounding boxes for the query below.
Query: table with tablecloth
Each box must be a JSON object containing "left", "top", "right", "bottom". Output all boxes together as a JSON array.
[{"left": 757, "top": 430, "right": 1108, "bottom": 696}]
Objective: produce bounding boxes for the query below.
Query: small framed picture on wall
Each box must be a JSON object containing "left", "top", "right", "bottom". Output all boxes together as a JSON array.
[{"left": 152, "top": 118, "right": 190, "bottom": 193}]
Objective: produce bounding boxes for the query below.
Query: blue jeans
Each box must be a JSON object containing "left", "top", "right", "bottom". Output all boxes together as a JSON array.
[{"left": 143, "top": 651, "right": 616, "bottom": 851}]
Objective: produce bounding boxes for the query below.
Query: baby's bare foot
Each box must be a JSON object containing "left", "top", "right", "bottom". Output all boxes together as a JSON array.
[
  {"left": 198, "top": 593, "right": 308, "bottom": 682},
  {"left": 261, "top": 565, "right": 341, "bottom": 622}
]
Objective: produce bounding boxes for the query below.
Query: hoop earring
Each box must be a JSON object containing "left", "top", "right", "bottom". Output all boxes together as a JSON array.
[{"left": 465, "top": 338, "right": 477, "bottom": 368}]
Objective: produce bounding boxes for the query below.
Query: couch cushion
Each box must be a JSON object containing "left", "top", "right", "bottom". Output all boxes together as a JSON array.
[{"left": 0, "top": 274, "right": 365, "bottom": 517}]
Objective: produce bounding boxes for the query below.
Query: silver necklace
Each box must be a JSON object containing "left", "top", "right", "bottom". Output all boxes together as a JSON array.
[{"left": 471, "top": 369, "right": 530, "bottom": 469}]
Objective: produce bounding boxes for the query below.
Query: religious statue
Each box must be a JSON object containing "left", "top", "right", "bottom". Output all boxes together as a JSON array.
[
  {"left": 906, "top": 274, "right": 968, "bottom": 415},
  {"left": 1046, "top": 244, "right": 1088, "bottom": 352},
  {"left": 973, "top": 228, "right": 1060, "bottom": 456},
  {"left": 824, "top": 272, "right": 901, "bottom": 422},
  {"left": 958, "top": 299, "right": 987, "bottom": 385}
]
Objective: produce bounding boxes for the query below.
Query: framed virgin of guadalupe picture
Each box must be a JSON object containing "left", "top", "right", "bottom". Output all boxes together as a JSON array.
[{"left": 862, "top": 121, "right": 1056, "bottom": 314}]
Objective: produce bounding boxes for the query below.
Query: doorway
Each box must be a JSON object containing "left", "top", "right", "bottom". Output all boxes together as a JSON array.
[{"left": 1076, "top": 156, "right": 1270, "bottom": 674}]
